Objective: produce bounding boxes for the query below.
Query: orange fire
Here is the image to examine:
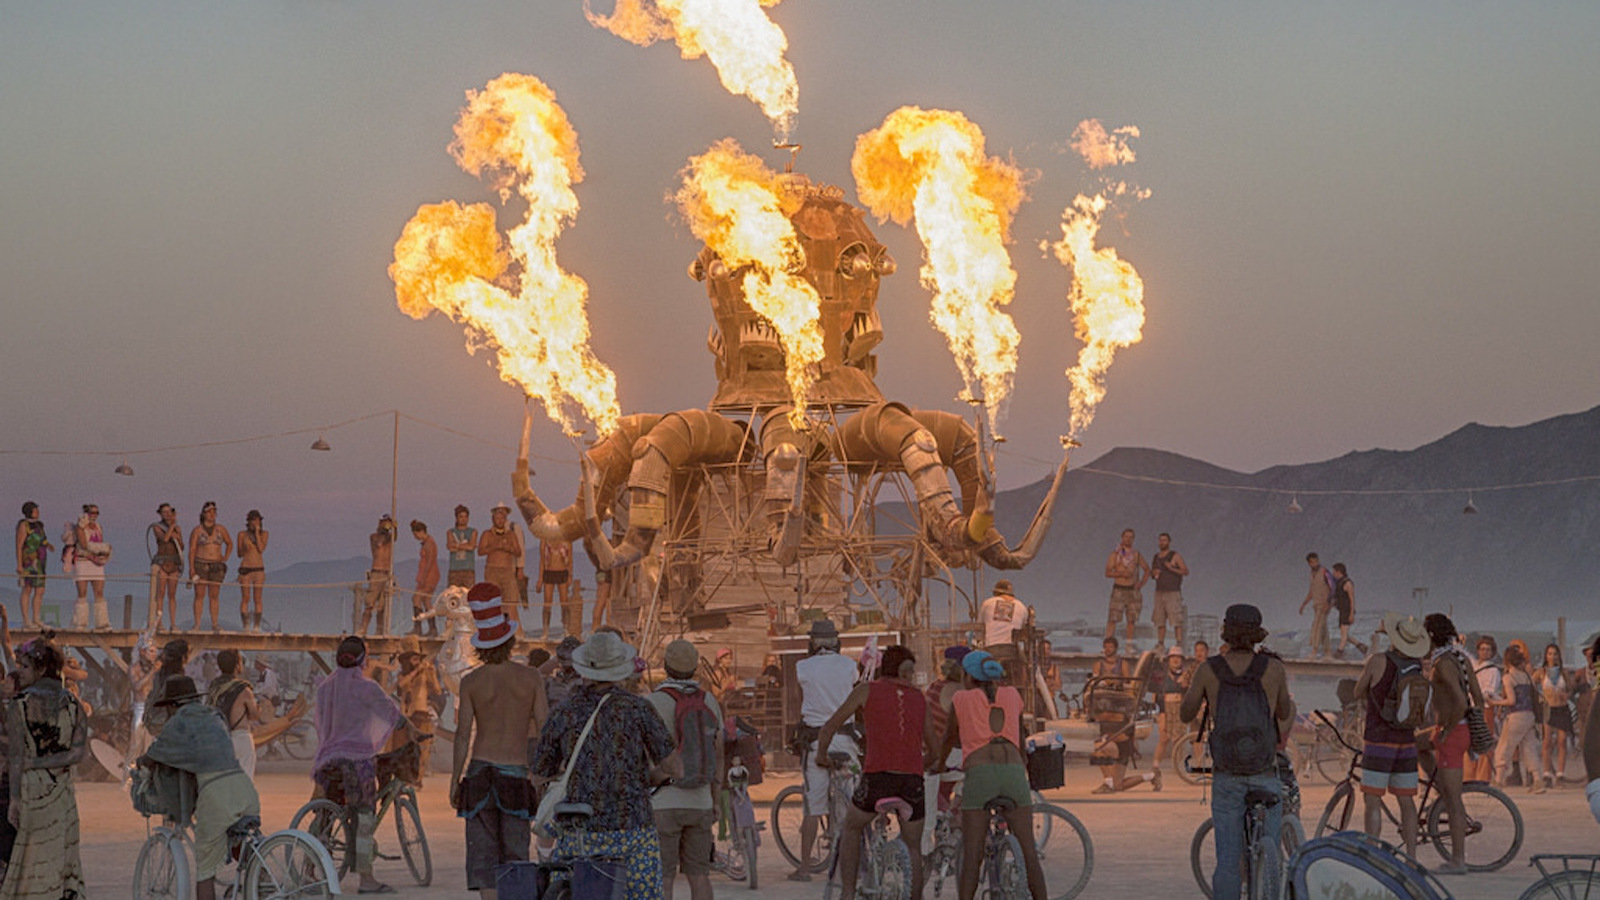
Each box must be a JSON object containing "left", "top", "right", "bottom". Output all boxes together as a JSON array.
[
  {"left": 852, "top": 106, "right": 1026, "bottom": 431},
  {"left": 586, "top": 0, "right": 799, "bottom": 141},
  {"left": 1046, "top": 183, "right": 1147, "bottom": 437},
  {"left": 389, "top": 73, "right": 620, "bottom": 436},
  {"left": 675, "top": 138, "right": 823, "bottom": 423},
  {"left": 1069, "top": 118, "right": 1140, "bottom": 169}
]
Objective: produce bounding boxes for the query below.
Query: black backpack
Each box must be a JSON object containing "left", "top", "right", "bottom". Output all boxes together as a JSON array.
[{"left": 1207, "top": 653, "right": 1277, "bottom": 776}]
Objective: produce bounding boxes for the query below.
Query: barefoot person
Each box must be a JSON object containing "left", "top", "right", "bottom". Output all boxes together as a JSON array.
[
  {"left": 148, "top": 504, "right": 183, "bottom": 632},
  {"left": 410, "top": 521, "right": 440, "bottom": 637},
  {"left": 188, "top": 502, "right": 231, "bottom": 632},
  {"left": 476, "top": 505, "right": 523, "bottom": 627},
  {"left": 14, "top": 503, "right": 51, "bottom": 631},
  {"left": 71, "top": 504, "right": 113, "bottom": 631},
  {"left": 536, "top": 537, "right": 572, "bottom": 642},
  {"left": 1418, "top": 613, "right": 1482, "bottom": 876},
  {"left": 235, "top": 511, "right": 268, "bottom": 633},
  {"left": 357, "top": 516, "right": 396, "bottom": 635},
  {"left": 451, "top": 583, "right": 547, "bottom": 900}
]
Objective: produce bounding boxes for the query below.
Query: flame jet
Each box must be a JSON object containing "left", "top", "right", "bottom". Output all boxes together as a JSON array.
[
  {"left": 390, "top": 73, "right": 619, "bottom": 435},
  {"left": 676, "top": 139, "right": 825, "bottom": 425},
  {"left": 586, "top": 0, "right": 799, "bottom": 141}
]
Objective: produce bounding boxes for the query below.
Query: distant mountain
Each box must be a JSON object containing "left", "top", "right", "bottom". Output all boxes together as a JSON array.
[{"left": 988, "top": 405, "right": 1600, "bottom": 631}]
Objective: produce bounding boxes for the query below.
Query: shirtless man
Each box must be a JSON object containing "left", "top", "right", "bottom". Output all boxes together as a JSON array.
[
  {"left": 148, "top": 503, "right": 183, "bottom": 632},
  {"left": 451, "top": 583, "right": 548, "bottom": 900},
  {"left": 537, "top": 537, "right": 573, "bottom": 641},
  {"left": 411, "top": 521, "right": 440, "bottom": 636},
  {"left": 236, "top": 510, "right": 268, "bottom": 633},
  {"left": 1104, "top": 528, "right": 1150, "bottom": 642},
  {"left": 477, "top": 504, "right": 524, "bottom": 627},
  {"left": 208, "top": 648, "right": 265, "bottom": 780},
  {"left": 395, "top": 639, "right": 442, "bottom": 780},
  {"left": 189, "top": 501, "right": 232, "bottom": 632},
  {"left": 358, "top": 515, "right": 396, "bottom": 635}
]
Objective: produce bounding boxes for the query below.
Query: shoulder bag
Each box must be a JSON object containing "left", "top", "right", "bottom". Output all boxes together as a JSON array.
[{"left": 533, "top": 694, "right": 609, "bottom": 838}]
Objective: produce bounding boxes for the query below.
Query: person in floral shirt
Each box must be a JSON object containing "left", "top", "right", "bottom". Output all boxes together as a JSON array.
[{"left": 531, "top": 631, "right": 675, "bottom": 900}]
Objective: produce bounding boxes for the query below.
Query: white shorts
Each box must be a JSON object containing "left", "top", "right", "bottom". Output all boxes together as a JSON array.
[
  {"left": 74, "top": 558, "right": 106, "bottom": 582},
  {"left": 803, "top": 734, "right": 858, "bottom": 816}
]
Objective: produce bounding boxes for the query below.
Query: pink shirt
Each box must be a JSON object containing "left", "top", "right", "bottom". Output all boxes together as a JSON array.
[{"left": 952, "top": 686, "right": 1023, "bottom": 761}]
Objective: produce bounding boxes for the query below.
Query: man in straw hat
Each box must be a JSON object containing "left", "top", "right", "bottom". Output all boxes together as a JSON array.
[
  {"left": 532, "top": 630, "right": 676, "bottom": 900},
  {"left": 312, "top": 635, "right": 414, "bottom": 894},
  {"left": 141, "top": 675, "right": 260, "bottom": 900},
  {"left": 1181, "top": 604, "right": 1295, "bottom": 900},
  {"left": 451, "top": 583, "right": 547, "bottom": 899},
  {"left": 1353, "top": 611, "right": 1432, "bottom": 857},
  {"left": 789, "top": 618, "right": 859, "bottom": 882}
]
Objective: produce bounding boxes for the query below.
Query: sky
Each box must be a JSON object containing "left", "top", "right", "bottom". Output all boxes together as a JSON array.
[{"left": 4, "top": 0, "right": 1599, "bottom": 568}]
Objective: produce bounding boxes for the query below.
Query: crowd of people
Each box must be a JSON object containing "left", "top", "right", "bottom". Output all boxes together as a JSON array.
[{"left": 12, "top": 500, "right": 604, "bottom": 640}]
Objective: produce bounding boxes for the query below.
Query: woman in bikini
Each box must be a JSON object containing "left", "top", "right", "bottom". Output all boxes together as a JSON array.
[
  {"left": 72, "top": 504, "right": 112, "bottom": 631},
  {"left": 13, "top": 503, "right": 51, "bottom": 631},
  {"left": 236, "top": 510, "right": 268, "bottom": 633},
  {"left": 188, "top": 501, "right": 232, "bottom": 632},
  {"left": 148, "top": 503, "right": 184, "bottom": 632}
]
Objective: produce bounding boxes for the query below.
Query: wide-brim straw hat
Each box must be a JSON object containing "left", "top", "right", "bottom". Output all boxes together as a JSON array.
[
  {"left": 1382, "top": 612, "right": 1430, "bottom": 658},
  {"left": 573, "top": 631, "right": 637, "bottom": 682}
]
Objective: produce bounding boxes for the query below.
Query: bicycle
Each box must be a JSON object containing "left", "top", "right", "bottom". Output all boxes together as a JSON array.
[
  {"left": 1186, "top": 755, "right": 1304, "bottom": 900},
  {"left": 133, "top": 814, "right": 340, "bottom": 900},
  {"left": 824, "top": 796, "right": 913, "bottom": 900},
  {"left": 1310, "top": 710, "right": 1524, "bottom": 872},
  {"left": 1518, "top": 855, "right": 1600, "bottom": 900},
  {"left": 772, "top": 748, "right": 858, "bottom": 875},
  {"left": 978, "top": 797, "right": 1028, "bottom": 900},
  {"left": 926, "top": 779, "right": 1093, "bottom": 900},
  {"left": 291, "top": 738, "right": 433, "bottom": 886},
  {"left": 536, "top": 801, "right": 628, "bottom": 900},
  {"left": 710, "top": 760, "right": 760, "bottom": 889}
]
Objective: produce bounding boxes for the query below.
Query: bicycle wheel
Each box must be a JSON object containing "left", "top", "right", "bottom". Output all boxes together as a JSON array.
[
  {"left": 1314, "top": 782, "right": 1358, "bottom": 838},
  {"left": 134, "top": 830, "right": 192, "bottom": 900},
  {"left": 739, "top": 824, "right": 759, "bottom": 889},
  {"left": 291, "top": 798, "right": 353, "bottom": 879},
  {"left": 1517, "top": 870, "right": 1600, "bottom": 900},
  {"left": 1191, "top": 819, "right": 1216, "bottom": 899},
  {"left": 1174, "top": 732, "right": 1211, "bottom": 785},
  {"left": 925, "top": 814, "right": 961, "bottom": 900},
  {"left": 282, "top": 723, "right": 316, "bottom": 760},
  {"left": 771, "top": 784, "right": 832, "bottom": 873},
  {"left": 1031, "top": 803, "right": 1093, "bottom": 900},
  {"left": 985, "top": 833, "right": 1028, "bottom": 900},
  {"left": 720, "top": 840, "right": 749, "bottom": 883},
  {"left": 243, "top": 831, "right": 338, "bottom": 900},
  {"left": 394, "top": 792, "right": 433, "bottom": 885},
  {"left": 1426, "top": 782, "right": 1524, "bottom": 872},
  {"left": 874, "top": 834, "right": 912, "bottom": 900}
]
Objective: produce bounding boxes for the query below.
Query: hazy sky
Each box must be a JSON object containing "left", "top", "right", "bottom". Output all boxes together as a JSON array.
[{"left": 5, "top": 1, "right": 1598, "bottom": 567}]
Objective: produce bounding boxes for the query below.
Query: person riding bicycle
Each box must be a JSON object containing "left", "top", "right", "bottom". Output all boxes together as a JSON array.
[
  {"left": 645, "top": 639, "right": 724, "bottom": 900},
  {"left": 789, "top": 618, "right": 859, "bottom": 883},
  {"left": 530, "top": 630, "right": 676, "bottom": 900},
  {"left": 938, "top": 649, "right": 1047, "bottom": 900},
  {"left": 817, "top": 644, "right": 937, "bottom": 900},
  {"left": 140, "top": 675, "right": 261, "bottom": 900},
  {"left": 1180, "top": 603, "right": 1295, "bottom": 900},
  {"left": 312, "top": 635, "right": 415, "bottom": 894}
]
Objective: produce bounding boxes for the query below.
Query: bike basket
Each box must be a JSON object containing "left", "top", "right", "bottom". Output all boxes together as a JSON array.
[
  {"left": 375, "top": 740, "right": 422, "bottom": 787},
  {"left": 1026, "top": 744, "right": 1066, "bottom": 791},
  {"left": 496, "top": 858, "right": 628, "bottom": 900}
]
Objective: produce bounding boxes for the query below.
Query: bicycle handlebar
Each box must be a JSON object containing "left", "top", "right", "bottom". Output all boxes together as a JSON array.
[{"left": 1314, "top": 709, "right": 1362, "bottom": 755}]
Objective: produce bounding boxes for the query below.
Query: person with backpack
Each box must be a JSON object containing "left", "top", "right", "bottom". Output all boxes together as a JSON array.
[
  {"left": 1353, "top": 612, "right": 1433, "bottom": 856},
  {"left": 1418, "top": 613, "right": 1484, "bottom": 875},
  {"left": 817, "top": 644, "right": 937, "bottom": 900},
  {"left": 646, "top": 640, "right": 724, "bottom": 900},
  {"left": 1180, "top": 604, "right": 1295, "bottom": 900},
  {"left": 1491, "top": 643, "right": 1547, "bottom": 794}
]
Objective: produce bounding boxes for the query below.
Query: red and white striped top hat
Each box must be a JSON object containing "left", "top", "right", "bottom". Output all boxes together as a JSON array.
[{"left": 467, "top": 582, "right": 518, "bottom": 650}]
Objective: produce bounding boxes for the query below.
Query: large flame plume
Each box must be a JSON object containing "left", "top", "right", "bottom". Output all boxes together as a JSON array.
[
  {"left": 390, "top": 73, "right": 620, "bottom": 435},
  {"left": 1046, "top": 120, "right": 1148, "bottom": 437},
  {"left": 852, "top": 106, "right": 1026, "bottom": 430},
  {"left": 675, "top": 139, "right": 824, "bottom": 424},
  {"left": 586, "top": 0, "right": 799, "bottom": 141}
]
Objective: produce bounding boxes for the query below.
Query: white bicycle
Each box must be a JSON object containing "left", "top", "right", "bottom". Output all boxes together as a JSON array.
[{"left": 133, "top": 814, "right": 340, "bottom": 900}]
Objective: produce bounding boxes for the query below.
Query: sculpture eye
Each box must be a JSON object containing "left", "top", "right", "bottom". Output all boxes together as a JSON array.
[
  {"left": 874, "top": 251, "right": 896, "bottom": 276},
  {"left": 838, "top": 242, "right": 872, "bottom": 278}
]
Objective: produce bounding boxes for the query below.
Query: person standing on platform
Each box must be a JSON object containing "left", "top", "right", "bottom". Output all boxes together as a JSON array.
[
  {"left": 446, "top": 506, "right": 478, "bottom": 590},
  {"left": 451, "top": 583, "right": 546, "bottom": 900},
  {"left": 14, "top": 503, "right": 51, "bottom": 632},
  {"left": 537, "top": 538, "right": 572, "bottom": 642},
  {"left": 236, "top": 510, "right": 268, "bottom": 633},
  {"left": 1297, "top": 552, "right": 1334, "bottom": 659},
  {"left": 1149, "top": 532, "right": 1190, "bottom": 649},
  {"left": 477, "top": 504, "right": 523, "bottom": 627},
  {"left": 978, "top": 580, "right": 1030, "bottom": 687},
  {"left": 71, "top": 504, "right": 113, "bottom": 631},
  {"left": 410, "top": 521, "right": 440, "bottom": 637},
  {"left": 356, "top": 515, "right": 396, "bottom": 636},
  {"left": 188, "top": 502, "right": 231, "bottom": 633},
  {"left": 1103, "top": 528, "right": 1149, "bottom": 643},
  {"left": 147, "top": 504, "right": 182, "bottom": 632}
]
